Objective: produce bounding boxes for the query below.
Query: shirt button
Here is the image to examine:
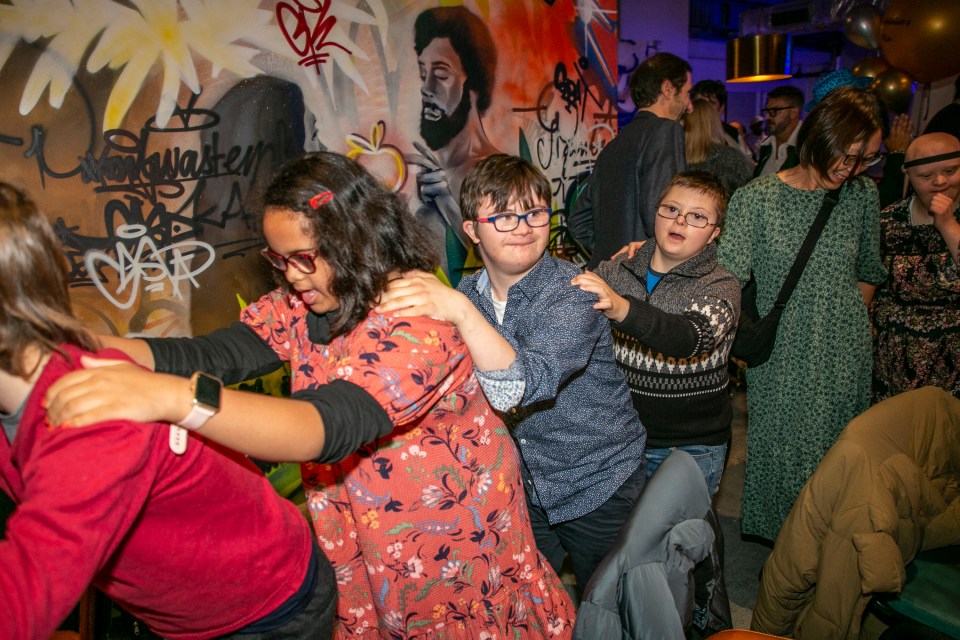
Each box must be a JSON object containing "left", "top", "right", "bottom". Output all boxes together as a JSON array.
[
  {"left": 510, "top": 408, "right": 517, "bottom": 414},
  {"left": 519, "top": 439, "right": 527, "bottom": 445}
]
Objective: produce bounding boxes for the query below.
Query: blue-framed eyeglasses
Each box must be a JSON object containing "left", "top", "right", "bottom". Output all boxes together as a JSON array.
[{"left": 475, "top": 207, "right": 552, "bottom": 232}]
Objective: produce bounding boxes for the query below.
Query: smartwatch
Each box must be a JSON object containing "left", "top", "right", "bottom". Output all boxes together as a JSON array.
[{"left": 177, "top": 371, "right": 222, "bottom": 431}]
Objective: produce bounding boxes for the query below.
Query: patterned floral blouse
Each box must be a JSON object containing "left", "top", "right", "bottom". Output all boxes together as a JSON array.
[
  {"left": 871, "top": 197, "right": 960, "bottom": 401},
  {"left": 243, "top": 291, "right": 575, "bottom": 640}
]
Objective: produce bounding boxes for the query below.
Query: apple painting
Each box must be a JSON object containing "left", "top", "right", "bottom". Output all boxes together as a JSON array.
[{"left": 346, "top": 121, "right": 407, "bottom": 192}]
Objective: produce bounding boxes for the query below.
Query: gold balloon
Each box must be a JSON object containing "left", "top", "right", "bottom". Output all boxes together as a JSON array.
[
  {"left": 852, "top": 56, "right": 889, "bottom": 80},
  {"left": 844, "top": 4, "right": 882, "bottom": 49},
  {"left": 880, "top": 0, "right": 960, "bottom": 84},
  {"left": 871, "top": 68, "right": 915, "bottom": 114}
]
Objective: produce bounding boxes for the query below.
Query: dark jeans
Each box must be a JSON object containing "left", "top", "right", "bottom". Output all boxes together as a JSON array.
[{"left": 527, "top": 460, "right": 647, "bottom": 593}]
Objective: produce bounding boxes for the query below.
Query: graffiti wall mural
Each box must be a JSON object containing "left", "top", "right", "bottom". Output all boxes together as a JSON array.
[{"left": 0, "top": 0, "right": 618, "bottom": 338}]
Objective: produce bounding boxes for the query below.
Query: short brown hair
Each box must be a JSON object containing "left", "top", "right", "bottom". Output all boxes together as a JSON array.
[
  {"left": 657, "top": 170, "right": 730, "bottom": 229},
  {"left": 797, "top": 86, "right": 884, "bottom": 179},
  {"left": 630, "top": 53, "right": 692, "bottom": 109},
  {"left": 459, "top": 154, "right": 551, "bottom": 222},
  {"left": 0, "top": 183, "right": 97, "bottom": 377}
]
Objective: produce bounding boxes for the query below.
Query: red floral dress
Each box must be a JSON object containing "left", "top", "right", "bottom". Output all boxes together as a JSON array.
[{"left": 243, "top": 291, "right": 575, "bottom": 639}]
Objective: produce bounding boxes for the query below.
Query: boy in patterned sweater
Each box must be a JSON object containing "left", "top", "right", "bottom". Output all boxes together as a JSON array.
[{"left": 572, "top": 171, "right": 740, "bottom": 494}]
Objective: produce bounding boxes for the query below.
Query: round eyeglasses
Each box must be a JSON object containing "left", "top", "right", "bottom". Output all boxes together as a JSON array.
[
  {"left": 840, "top": 151, "right": 886, "bottom": 168},
  {"left": 261, "top": 247, "right": 320, "bottom": 274},
  {"left": 475, "top": 207, "right": 552, "bottom": 232},
  {"left": 656, "top": 205, "right": 716, "bottom": 229}
]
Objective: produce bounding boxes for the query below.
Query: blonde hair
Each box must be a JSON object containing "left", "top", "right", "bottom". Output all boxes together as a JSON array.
[{"left": 684, "top": 99, "right": 726, "bottom": 164}]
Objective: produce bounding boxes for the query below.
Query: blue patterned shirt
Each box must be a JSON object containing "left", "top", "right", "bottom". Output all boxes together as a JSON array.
[{"left": 458, "top": 254, "right": 647, "bottom": 524}]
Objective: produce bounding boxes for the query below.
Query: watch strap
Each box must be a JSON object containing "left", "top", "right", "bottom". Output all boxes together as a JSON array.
[{"left": 176, "top": 372, "right": 221, "bottom": 431}]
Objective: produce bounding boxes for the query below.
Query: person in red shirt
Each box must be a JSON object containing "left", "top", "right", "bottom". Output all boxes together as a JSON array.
[{"left": 0, "top": 182, "right": 349, "bottom": 640}]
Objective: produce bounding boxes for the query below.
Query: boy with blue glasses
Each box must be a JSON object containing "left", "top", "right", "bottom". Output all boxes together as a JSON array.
[{"left": 378, "top": 153, "right": 648, "bottom": 594}]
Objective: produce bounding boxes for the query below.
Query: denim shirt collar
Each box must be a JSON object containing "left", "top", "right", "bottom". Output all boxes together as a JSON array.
[{"left": 473, "top": 253, "right": 554, "bottom": 304}]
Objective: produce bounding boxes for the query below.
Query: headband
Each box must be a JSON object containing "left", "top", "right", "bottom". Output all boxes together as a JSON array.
[{"left": 902, "top": 150, "right": 960, "bottom": 169}]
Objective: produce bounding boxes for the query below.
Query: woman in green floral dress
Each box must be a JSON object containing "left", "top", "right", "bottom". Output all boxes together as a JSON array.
[{"left": 718, "top": 87, "right": 887, "bottom": 541}]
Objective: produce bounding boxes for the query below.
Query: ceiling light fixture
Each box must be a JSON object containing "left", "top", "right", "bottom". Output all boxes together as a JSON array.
[{"left": 727, "top": 34, "right": 792, "bottom": 83}]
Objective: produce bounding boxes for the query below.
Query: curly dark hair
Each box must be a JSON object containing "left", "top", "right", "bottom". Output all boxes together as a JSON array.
[
  {"left": 0, "top": 182, "right": 98, "bottom": 377},
  {"left": 414, "top": 6, "right": 497, "bottom": 116},
  {"left": 261, "top": 152, "right": 438, "bottom": 338}
]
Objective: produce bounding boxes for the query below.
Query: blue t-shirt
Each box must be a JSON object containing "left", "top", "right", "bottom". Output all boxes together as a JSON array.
[{"left": 646, "top": 267, "right": 666, "bottom": 294}]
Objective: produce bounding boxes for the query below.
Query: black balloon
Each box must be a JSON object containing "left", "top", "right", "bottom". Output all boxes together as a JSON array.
[
  {"left": 844, "top": 4, "right": 882, "bottom": 49},
  {"left": 871, "top": 68, "right": 914, "bottom": 114}
]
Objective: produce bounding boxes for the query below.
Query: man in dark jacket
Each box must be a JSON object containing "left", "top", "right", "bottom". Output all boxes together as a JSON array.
[{"left": 569, "top": 52, "right": 691, "bottom": 269}]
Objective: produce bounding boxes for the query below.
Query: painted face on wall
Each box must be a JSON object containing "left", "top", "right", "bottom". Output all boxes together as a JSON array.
[{"left": 418, "top": 37, "right": 472, "bottom": 150}]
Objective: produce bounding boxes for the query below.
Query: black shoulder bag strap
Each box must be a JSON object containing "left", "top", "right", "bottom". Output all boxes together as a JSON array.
[{"left": 771, "top": 186, "right": 843, "bottom": 311}]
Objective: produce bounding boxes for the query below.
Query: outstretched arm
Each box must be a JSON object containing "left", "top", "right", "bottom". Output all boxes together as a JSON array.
[
  {"left": 97, "top": 334, "right": 156, "bottom": 369},
  {"left": 44, "top": 357, "right": 391, "bottom": 463}
]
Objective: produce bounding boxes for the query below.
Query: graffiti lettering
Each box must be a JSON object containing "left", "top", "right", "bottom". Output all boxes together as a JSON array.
[
  {"left": 276, "top": 0, "right": 350, "bottom": 72},
  {"left": 25, "top": 98, "right": 290, "bottom": 206},
  {"left": 84, "top": 223, "right": 215, "bottom": 310},
  {"left": 514, "top": 57, "right": 616, "bottom": 200},
  {"left": 76, "top": 129, "right": 274, "bottom": 201},
  {"left": 554, "top": 63, "right": 581, "bottom": 116}
]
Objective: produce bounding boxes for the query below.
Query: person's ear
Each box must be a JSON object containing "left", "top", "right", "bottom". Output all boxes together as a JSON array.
[
  {"left": 463, "top": 219, "right": 481, "bottom": 244},
  {"left": 709, "top": 226, "right": 722, "bottom": 244},
  {"left": 661, "top": 79, "right": 675, "bottom": 99}
]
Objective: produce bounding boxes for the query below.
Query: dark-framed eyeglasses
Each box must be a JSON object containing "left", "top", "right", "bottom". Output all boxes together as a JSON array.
[
  {"left": 476, "top": 207, "right": 552, "bottom": 232},
  {"left": 841, "top": 151, "right": 886, "bottom": 168},
  {"left": 261, "top": 247, "right": 320, "bottom": 274},
  {"left": 656, "top": 204, "right": 716, "bottom": 229},
  {"left": 760, "top": 106, "right": 795, "bottom": 117}
]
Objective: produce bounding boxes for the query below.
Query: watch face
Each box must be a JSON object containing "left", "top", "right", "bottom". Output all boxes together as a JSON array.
[{"left": 195, "top": 372, "right": 222, "bottom": 410}]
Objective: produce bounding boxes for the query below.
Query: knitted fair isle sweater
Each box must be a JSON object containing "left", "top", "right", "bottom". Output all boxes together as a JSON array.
[{"left": 594, "top": 241, "right": 741, "bottom": 447}]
